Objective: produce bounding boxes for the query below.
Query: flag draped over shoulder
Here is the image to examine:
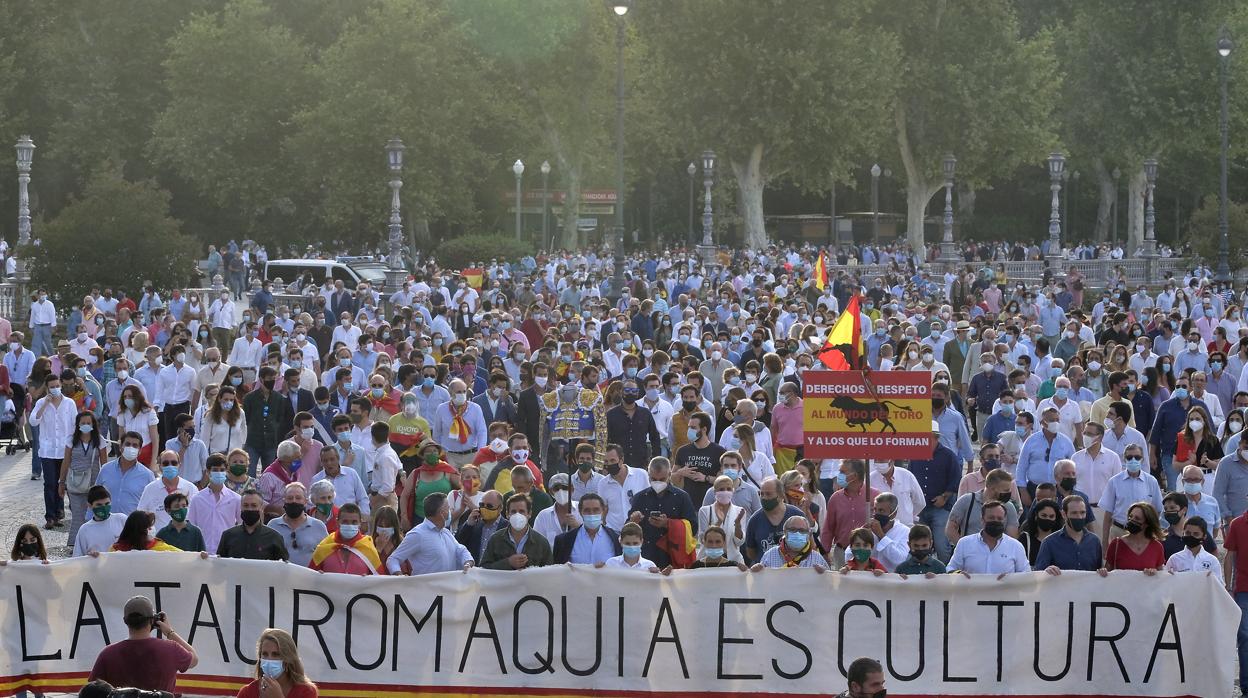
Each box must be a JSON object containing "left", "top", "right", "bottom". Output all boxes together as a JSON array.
[
  {"left": 814, "top": 252, "right": 828, "bottom": 291},
  {"left": 818, "top": 294, "right": 864, "bottom": 370}
]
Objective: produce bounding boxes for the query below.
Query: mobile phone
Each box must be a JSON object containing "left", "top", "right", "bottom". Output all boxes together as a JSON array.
[{"left": 649, "top": 510, "right": 662, "bottom": 518}]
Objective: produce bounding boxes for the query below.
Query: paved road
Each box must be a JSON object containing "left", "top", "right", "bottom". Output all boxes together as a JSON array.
[{"left": 0, "top": 448, "right": 71, "bottom": 559}]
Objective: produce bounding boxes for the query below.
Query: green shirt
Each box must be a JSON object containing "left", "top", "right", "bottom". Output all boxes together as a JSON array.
[
  {"left": 157, "top": 523, "right": 206, "bottom": 553},
  {"left": 894, "top": 555, "right": 947, "bottom": 575}
]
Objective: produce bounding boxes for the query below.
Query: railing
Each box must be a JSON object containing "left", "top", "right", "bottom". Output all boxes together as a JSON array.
[{"left": 821, "top": 257, "right": 1204, "bottom": 290}]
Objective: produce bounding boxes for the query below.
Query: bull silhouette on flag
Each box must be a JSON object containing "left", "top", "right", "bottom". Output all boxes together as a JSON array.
[{"left": 829, "top": 395, "right": 905, "bottom": 433}]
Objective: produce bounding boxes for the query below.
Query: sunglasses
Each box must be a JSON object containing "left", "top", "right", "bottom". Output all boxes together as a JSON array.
[
  {"left": 160, "top": 461, "right": 179, "bottom": 467},
  {"left": 480, "top": 503, "right": 499, "bottom": 511}
]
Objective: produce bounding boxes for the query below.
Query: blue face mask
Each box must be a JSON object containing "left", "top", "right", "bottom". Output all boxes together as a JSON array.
[
  {"left": 622, "top": 544, "right": 642, "bottom": 559},
  {"left": 1125, "top": 457, "right": 1143, "bottom": 473},
  {"left": 582, "top": 514, "right": 602, "bottom": 530},
  {"left": 875, "top": 328, "right": 885, "bottom": 336},
  {"left": 1050, "top": 367, "right": 1062, "bottom": 378},
  {"left": 161, "top": 465, "right": 180, "bottom": 480},
  {"left": 786, "top": 532, "right": 809, "bottom": 549},
  {"left": 616, "top": 341, "right": 627, "bottom": 352},
  {"left": 260, "top": 658, "right": 284, "bottom": 679},
  {"left": 722, "top": 468, "right": 739, "bottom": 481},
  {"left": 209, "top": 471, "right": 228, "bottom": 485},
  {"left": 836, "top": 471, "right": 848, "bottom": 488},
  {"left": 1055, "top": 387, "right": 1069, "bottom": 400},
  {"left": 1000, "top": 403, "right": 1014, "bottom": 416},
  {"left": 703, "top": 547, "right": 725, "bottom": 559},
  {"left": 1212, "top": 361, "right": 1224, "bottom": 371},
  {"left": 625, "top": 367, "right": 638, "bottom": 378},
  {"left": 687, "top": 427, "right": 700, "bottom": 443},
  {"left": 1015, "top": 426, "right": 1028, "bottom": 437},
  {"left": 1173, "top": 387, "right": 1189, "bottom": 401}
]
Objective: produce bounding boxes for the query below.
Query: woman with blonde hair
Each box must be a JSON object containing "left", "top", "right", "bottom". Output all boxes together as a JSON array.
[
  {"left": 125, "top": 331, "right": 149, "bottom": 368},
  {"left": 236, "top": 628, "right": 318, "bottom": 697},
  {"left": 734, "top": 423, "right": 775, "bottom": 487}
]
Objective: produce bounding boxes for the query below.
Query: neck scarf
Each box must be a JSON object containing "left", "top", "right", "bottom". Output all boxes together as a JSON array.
[
  {"left": 780, "top": 539, "right": 812, "bottom": 567},
  {"left": 449, "top": 402, "right": 470, "bottom": 444}
]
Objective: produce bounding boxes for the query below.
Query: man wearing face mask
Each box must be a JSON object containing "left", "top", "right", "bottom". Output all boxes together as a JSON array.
[
  {"left": 267, "top": 482, "right": 329, "bottom": 567},
  {"left": 533, "top": 473, "right": 582, "bottom": 542},
  {"left": 627, "top": 457, "right": 697, "bottom": 569},
  {"left": 552, "top": 492, "right": 621, "bottom": 564},
  {"left": 136, "top": 450, "right": 198, "bottom": 529},
  {"left": 488, "top": 437, "right": 548, "bottom": 501},
  {"left": 966, "top": 351, "right": 1008, "bottom": 441},
  {"left": 242, "top": 366, "right": 291, "bottom": 476},
  {"left": 605, "top": 378, "right": 661, "bottom": 471},
  {"left": 481, "top": 493, "right": 553, "bottom": 569},
  {"left": 157, "top": 343, "right": 197, "bottom": 441},
  {"left": 472, "top": 371, "right": 517, "bottom": 427},
  {"left": 1149, "top": 376, "right": 1207, "bottom": 491},
  {"left": 188, "top": 454, "right": 242, "bottom": 553},
  {"left": 948, "top": 500, "right": 1029, "bottom": 576},
  {"left": 1178, "top": 465, "right": 1221, "bottom": 536},
  {"left": 388, "top": 492, "right": 474, "bottom": 575},
  {"left": 216, "top": 490, "right": 288, "bottom": 560},
  {"left": 869, "top": 458, "right": 925, "bottom": 527},
  {"left": 1015, "top": 407, "right": 1076, "bottom": 508},
  {"left": 1036, "top": 495, "right": 1105, "bottom": 575},
  {"left": 94, "top": 432, "right": 155, "bottom": 516},
  {"left": 859, "top": 493, "right": 911, "bottom": 571},
  {"left": 674, "top": 412, "right": 727, "bottom": 507},
  {"left": 947, "top": 468, "right": 1020, "bottom": 547},
  {"left": 1097, "top": 443, "right": 1163, "bottom": 554},
  {"left": 432, "top": 378, "right": 487, "bottom": 468},
  {"left": 754, "top": 514, "right": 827, "bottom": 570}
]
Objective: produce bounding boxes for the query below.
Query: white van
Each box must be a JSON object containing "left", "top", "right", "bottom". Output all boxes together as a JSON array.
[{"left": 263, "top": 259, "right": 389, "bottom": 289}]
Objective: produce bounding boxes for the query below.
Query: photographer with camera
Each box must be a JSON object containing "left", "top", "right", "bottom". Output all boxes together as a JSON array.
[{"left": 88, "top": 596, "right": 197, "bottom": 693}]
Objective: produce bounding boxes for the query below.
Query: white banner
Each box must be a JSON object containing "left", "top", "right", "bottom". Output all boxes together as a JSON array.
[{"left": 0, "top": 552, "right": 1238, "bottom": 697}]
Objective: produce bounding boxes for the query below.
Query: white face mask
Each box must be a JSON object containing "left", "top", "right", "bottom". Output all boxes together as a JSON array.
[
  {"left": 300, "top": 427, "right": 315, "bottom": 439},
  {"left": 1045, "top": 421, "right": 1060, "bottom": 434},
  {"left": 452, "top": 393, "right": 467, "bottom": 405},
  {"left": 553, "top": 490, "right": 570, "bottom": 506},
  {"left": 651, "top": 480, "right": 668, "bottom": 494},
  {"left": 509, "top": 512, "right": 528, "bottom": 531}
]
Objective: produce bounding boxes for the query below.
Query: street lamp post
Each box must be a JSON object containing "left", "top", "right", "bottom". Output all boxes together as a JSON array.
[
  {"left": 1112, "top": 167, "right": 1121, "bottom": 246},
  {"left": 686, "top": 162, "right": 696, "bottom": 247},
  {"left": 1217, "top": 26, "right": 1234, "bottom": 281},
  {"left": 698, "top": 150, "right": 716, "bottom": 263},
  {"left": 512, "top": 159, "right": 524, "bottom": 241},
  {"left": 870, "top": 163, "right": 881, "bottom": 245},
  {"left": 939, "top": 154, "right": 959, "bottom": 267},
  {"left": 384, "top": 138, "right": 406, "bottom": 286},
  {"left": 15, "top": 135, "right": 34, "bottom": 247},
  {"left": 1046, "top": 152, "right": 1065, "bottom": 262},
  {"left": 609, "top": 0, "right": 631, "bottom": 298},
  {"left": 540, "top": 160, "right": 551, "bottom": 250},
  {"left": 1142, "top": 157, "right": 1159, "bottom": 258}
]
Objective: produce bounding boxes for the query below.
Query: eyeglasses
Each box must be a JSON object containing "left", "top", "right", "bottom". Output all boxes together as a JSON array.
[
  {"left": 480, "top": 504, "right": 499, "bottom": 511},
  {"left": 160, "top": 461, "right": 179, "bottom": 467}
]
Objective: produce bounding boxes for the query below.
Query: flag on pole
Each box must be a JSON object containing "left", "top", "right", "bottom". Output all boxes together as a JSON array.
[
  {"left": 817, "top": 294, "right": 864, "bottom": 370},
  {"left": 814, "top": 251, "right": 828, "bottom": 291}
]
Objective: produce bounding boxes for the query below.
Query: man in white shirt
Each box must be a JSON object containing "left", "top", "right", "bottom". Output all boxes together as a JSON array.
[
  {"left": 332, "top": 313, "right": 363, "bottom": 350},
  {"left": 1036, "top": 377, "right": 1084, "bottom": 446},
  {"left": 1164, "top": 516, "right": 1223, "bottom": 576},
  {"left": 1100, "top": 401, "right": 1149, "bottom": 465},
  {"left": 28, "top": 288, "right": 56, "bottom": 356},
  {"left": 868, "top": 460, "right": 925, "bottom": 526},
  {"left": 136, "top": 450, "right": 199, "bottom": 529},
  {"left": 67, "top": 323, "right": 99, "bottom": 359},
  {"left": 367, "top": 423, "right": 402, "bottom": 513},
  {"left": 947, "top": 500, "right": 1029, "bottom": 575},
  {"left": 311, "top": 445, "right": 369, "bottom": 513},
  {"left": 1073, "top": 422, "right": 1123, "bottom": 506},
  {"left": 158, "top": 347, "right": 197, "bottom": 438},
  {"left": 593, "top": 444, "right": 651, "bottom": 532},
  {"left": 640, "top": 374, "right": 675, "bottom": 449},
  {"left": 862, "top": 493, "right": 911, "bottom": 571},
  {"left": 387, "top": 492, "right": 474, "bottom": 575},
  {"left": 30, "top": 373, "right": 77, "bottom": 524},
  {"left": 602, "top": 522, "right": 659, "bottom": 571},
  {"left": 207, "top": 290, "right": 236, "bottom": 351},
  {"left": 73, "top": 486, "right": 128, "bottom": 556},
  {"left": 228, "top": 322, "right": 264, "bottom": 382},
  {"left": 195, "top": 348, "right": 230, "bottom": 409}
]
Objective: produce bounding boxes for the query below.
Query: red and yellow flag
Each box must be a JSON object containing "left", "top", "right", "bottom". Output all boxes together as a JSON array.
[
  {"left": 461, "top": 268, "right": 484, "bottom": 289},
  {"left": 817, "top": 294, "right": 864, "bottom": 370},
  {"left": 814, "top": 251, "right": 828, "bottom": 291}
]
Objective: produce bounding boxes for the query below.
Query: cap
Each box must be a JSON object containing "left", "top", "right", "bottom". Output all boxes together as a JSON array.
[
  {"left": 123, "top": 595, "right": 155, "bottom": 620},
  {"left": 549, "top": 473, "right": 570, "bottom": 491},
  {"left": 955, "top": 320, "right": 971, "bottom": 330},
  {"left": 931, "top": 420, "right": 941, "bottom": 434},
  {"left": 56, "top": 339, "right": 71, "bottom": 348}
]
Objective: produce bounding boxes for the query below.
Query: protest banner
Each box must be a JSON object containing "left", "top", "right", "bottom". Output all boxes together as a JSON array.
[
  {"left": 803, "top": 370, "right": 933, "bottom": 459},
  {"left": 0, "top": 552, "right": 1236, "bottom": 697}
]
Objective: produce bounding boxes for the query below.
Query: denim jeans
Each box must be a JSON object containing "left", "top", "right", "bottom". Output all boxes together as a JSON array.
[
  {"left": 1237, "top": 592, "right": 1248, "bottom": 690},
  {"left": 246, "top": 445, "right": 277, "bottom": 478},
  {"left": 29, "top": 424, "right": 40, "bottom": 476},
  {"left": 31, "top": 324, "right": 52, "bottom": 357},
  {"left": 1159, "top": 453, "right": 1178, "bottom": 492},
  {"left": 919, "top": 506, "right": 953, "bottom": 563},
  {"left": 41, "top": 457, "right": 64, "bottom": 523}
]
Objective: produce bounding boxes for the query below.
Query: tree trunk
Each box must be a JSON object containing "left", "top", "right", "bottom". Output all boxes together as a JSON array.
[
  {"left": 1091, "top": 158, "right": 1113, "bottom": 243},
  {"left": 956, "top": 183, "right": 977, "bottom": 225},
  {"left": 894, "top": 103, "right": 941, "bottom": 257},
  {"left": 558, "top": 164, "right": 582, "bottom": 251},
  {"left": 730, "top": 142, "right": 768, "bottom": 250},
  {"left": 1126, "top": 164, "right": 1146, "bottom": 254}
]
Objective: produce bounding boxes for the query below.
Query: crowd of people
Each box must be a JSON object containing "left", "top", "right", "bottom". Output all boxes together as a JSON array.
[{"left": 2, "top": 240, "right": 1246, "bottom": 696}]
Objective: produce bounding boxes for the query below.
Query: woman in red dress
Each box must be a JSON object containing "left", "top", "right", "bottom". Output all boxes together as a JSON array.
[
  {"left": 236, "top": 628, "right": 318, "bottom": 698},
  {"left": 1105, "top": 502, "right": 1165, "bottom": 574}
]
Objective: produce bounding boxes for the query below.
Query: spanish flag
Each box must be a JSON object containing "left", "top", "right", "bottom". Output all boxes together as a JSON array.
[
  {"left": 814, "top": 251, "right": 828, "bottom": 291},
  {"left": 462, "top": 267, "right": 484, "bottom": 290},
  {"left": 817, "top": 294, "right": 864, "bottom": 370}
]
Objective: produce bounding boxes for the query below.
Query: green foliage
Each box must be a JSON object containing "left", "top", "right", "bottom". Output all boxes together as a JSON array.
[
  {"left": 433, "top": 234, "right": 533, "bottom": 270},
  {"left": 29, "top": 168, "right": 199, "bottom": 304},
  {"left": 1187, "top": 195, "right": 1248, "bottom": 270}
]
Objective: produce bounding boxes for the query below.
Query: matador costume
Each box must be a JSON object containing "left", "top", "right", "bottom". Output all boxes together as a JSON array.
[{"left": 538, "top": 384, "right": 607, "bottom": 480}]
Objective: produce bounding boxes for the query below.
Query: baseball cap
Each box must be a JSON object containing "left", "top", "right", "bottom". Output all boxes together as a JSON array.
[
  {"left": 549, "top": 473, "right": 570, "bottom": 491},
  {"left": 123, "top": 595, "right": 155, "bottom": 622}
]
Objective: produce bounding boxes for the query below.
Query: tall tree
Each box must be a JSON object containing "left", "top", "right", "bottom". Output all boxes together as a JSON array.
[
  {"left": 150, "top": 0, "right": 318, "bottom": 247},
  {"left": 290, "top": 0, "right": 499, "bottom": 248},
  {"left": 638, "top": 0, "right": 899, "bottom": 249},
  {"left": 882, "top": 0, "right": 1060, "bottom": 255}
]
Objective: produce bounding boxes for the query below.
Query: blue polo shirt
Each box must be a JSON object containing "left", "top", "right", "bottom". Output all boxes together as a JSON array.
[
  {"left": 1033, "top": 528, "right": 1103, "bottom": 571},
  {"left": 94, "top": 459, "right": 156, "bottom": 516}
]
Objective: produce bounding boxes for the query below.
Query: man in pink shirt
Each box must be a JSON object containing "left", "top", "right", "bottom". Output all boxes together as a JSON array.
[
  {"left": 770, "top": 383, "right": 804, "bottom": 471},
  {"left": 820, "top": 459, "right": 878, "bottom": 569},
  {"left": 188, "top": 455, "right": 242, "bottom": 552}
]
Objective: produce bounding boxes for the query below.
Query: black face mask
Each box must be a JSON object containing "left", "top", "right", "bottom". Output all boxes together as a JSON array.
[
  {"left": 910, "top": 547, "right": 931, "bottom": 560},
  {"left": 623, "top": 394, "right": 638, "bottom": 404},
  {"left": 931, "top": 397, "right": 945, "bottom": 410},
  {"left": 1125, "top": 520, "right": 1143, "bottom": 535},
  {"left": 996, "top": 492, "right": 1011, "bottom": 504},
  {"left": 1059, "top": 477, "right": 1077, "bottom": 492},
  {"left": 1163, "top": 511, "right": 1182, "bottom": 526},
  {"left": 605, "top": 463, "right": 621, "bottom": 477},
  {"left": 1182, "top": 535, "right": 1203, "bottom": 549},
  {"left": 682, "top": 400, "right": 698, "bottom": 412},
  {"left": 982, "top": 521, "right": 1006, "bottom": 538},
  {"left": 262, "top": 380, "right": 276, "bottom": 391},
  {"left": 19, "top": 542, "right": 39, "bottom": 557},
  {"left": 241, "top": 510, "right": 261, "bottom": 526},
  {"left": 752, "top": 338, "right": 763, "bottom": 348},
  {"left": 873, "top": 513, "right": 891, "bottom": 528},
  {"left": 283, "top": 502, "right": 305, "bottom": 519}
]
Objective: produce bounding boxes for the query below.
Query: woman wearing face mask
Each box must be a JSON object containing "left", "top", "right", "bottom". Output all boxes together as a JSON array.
[
  {"left": 115, "top": 385, "right": 159, "bottom": 472},
  {"left": 5, "top": 524, "right": 48, "bottom": 564},
  {"left": 224, "top": 365, "right": 250, "bottom": 398},
  {"left": 733, "top": 424, "right": 776, "bottom": 487},
  {"left": 691, "top": 526, "right": 747, "bottom": 570},
  {"left": 448, "top": 464, "right": 483, "bottom": 531},
  {"left": 203, "top": 385, "right": 248, "bottom": 456},
  {"left": 1221, "top": 408, "right": 1246, "bottom": 449},
  {"left": 237, "top": 628, "right": 318, "bottom": 698},
  {"left": 370, "top": 505, "right": 404, "bottom": 570},
  {"left": 58, "top": 411, "right": 107, "bottom": 549},
  {"left": 110, "top": 510, "right": 179, "bottom": 552},
  {"left": 1018, "top": 498, "right": 1062, "bottom": 567},
  {"left": 697, "top": 476, "right": 747, "bottom": 563},
  {"left": 1175, "top": 406, "right": 1223, "bottom": 484},
  {"left": 398, "top": 440, "right": 458, "bottom": 530},
  {"left": 1105, "top": 502, "right": 1165, "bottom": 574},
  {"left": 793, "top": 459, "right": 827, "bottom": 519}
]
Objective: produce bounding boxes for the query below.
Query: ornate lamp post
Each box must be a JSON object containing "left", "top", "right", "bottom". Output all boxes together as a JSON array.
[
  {"left": 1142, "top": 157, "right": 1159, "bottom": 258},
  {"left": 15, "top": 135, "right": 34, "bottom": 247},
  {"left": 608, "top": 0, "right": 631, "bottom": 297},
  {"left": 697, "top": 149, "right": 716, "bottom": 262},
  {"left": 939, "top": 153, "right": 958, "bottom": 266},
  {"left": 540, "top": 160, "right": 551, "bottom": 250},
  {"left": 686, "top": 161, "right": 696, "bottom": 246},
  {"left": 384, "top": 137, "right": 406, "bottom": 286},
  {"left": 1217, "top": 26, "right": 1234, "bottom": 281},
  {"left": 512, "top": 159, "right": 524, "bottom": 241},
  {"left": 1046, "top": 152, "right": 1065, "bottom": 262}
]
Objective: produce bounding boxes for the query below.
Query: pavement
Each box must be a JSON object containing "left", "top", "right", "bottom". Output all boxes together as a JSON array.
[{"left": 0, "top": 448, "right": 71, "bottom": 560}]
